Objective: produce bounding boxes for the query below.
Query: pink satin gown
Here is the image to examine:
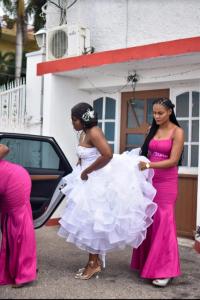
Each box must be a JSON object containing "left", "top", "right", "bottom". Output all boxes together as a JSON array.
[
  {"left": 130, "top": 134, "right": 181, "bottom": 279},
  {"left": 0, "top": 160, "right": 37, "bottom": 285}
]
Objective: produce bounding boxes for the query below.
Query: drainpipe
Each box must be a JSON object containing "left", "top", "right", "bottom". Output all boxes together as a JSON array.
[
  {"left": 34, "top": 28, "right": 46, "bottom": 135},
  {"left": 40, "top": 46, "right": 46, "bottom": 135},
  {"left": 40, "top": 66, "right": 45, "bottom": 135}
]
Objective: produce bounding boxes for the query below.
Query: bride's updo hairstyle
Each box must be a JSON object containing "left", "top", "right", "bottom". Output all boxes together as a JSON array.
[{"left": 71, "top": 102, "right": 98, "bottom": 129}]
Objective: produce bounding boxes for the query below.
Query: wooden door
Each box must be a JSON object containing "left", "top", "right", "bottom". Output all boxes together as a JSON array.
[
  {"left": 176, "top": 175, "right": 197, "bottom": 238},
  {"left": 120, "top": 89, "right": 169, "bottom": 152}
]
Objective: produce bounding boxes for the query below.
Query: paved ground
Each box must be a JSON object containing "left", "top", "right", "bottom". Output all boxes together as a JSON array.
[{"left": 0, "top": 226, "right": 200, "bottom": 299}]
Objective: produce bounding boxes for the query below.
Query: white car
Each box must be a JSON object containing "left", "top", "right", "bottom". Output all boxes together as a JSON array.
[{"left": 0, "top": 132, "right": 72, "bottom": 229}]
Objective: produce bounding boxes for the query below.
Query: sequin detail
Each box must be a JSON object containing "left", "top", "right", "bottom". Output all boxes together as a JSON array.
[{"left": 150, "top": 151, "right": 168, "bottom": 158}]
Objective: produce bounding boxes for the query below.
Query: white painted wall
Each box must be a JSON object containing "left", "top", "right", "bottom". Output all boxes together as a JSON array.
[
  {"left": 46, "top": 0, "right": 200, "bottom": 52},
  {"left": 46, "top": 0, "right": 67, "bottom": 29},
  {"left": 78, "top": 63, "right": 200, "bottom": 91},
  {"left": 42, "top": 74, "right": 90, "bottom": 166},
  {"left": 41, "top": 74, "right": 90, "bottom": 218},
  {"left": 26, "top": 51, "right": 45, "bottom": 134}
]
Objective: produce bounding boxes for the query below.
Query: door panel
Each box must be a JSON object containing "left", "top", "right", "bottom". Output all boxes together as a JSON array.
[
  {"left": 120, "top": 89, "right": 169, "bottom": 152},
  {"left": 29, "top": 169, "right": 64, "bottom": 219},
  {"left": 0, "top": 133, "right": 72, "bottom": 228},
  {"left": 176, "top": 175, "right": 197, "bottom": 238}
]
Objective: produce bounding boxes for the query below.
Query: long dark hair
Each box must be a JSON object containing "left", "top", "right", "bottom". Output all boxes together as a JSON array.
[
  {"left": 140, "top": 97, "right": 183, "bottom": 165},
  {"left": 71, "top": 102, "right": 98, "bottom": 129}
]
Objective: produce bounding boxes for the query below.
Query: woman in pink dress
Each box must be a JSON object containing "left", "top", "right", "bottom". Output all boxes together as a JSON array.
[
  {"left": 131, "top": 97, "right": 184, "bottom": 287},
  {"left": 0, "top": 144, "right": 37, "bottom": 288}
]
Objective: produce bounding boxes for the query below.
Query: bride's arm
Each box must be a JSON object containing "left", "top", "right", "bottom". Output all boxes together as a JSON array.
[{"left": 81, "top": 127, "right": 113, "bottom": 180}]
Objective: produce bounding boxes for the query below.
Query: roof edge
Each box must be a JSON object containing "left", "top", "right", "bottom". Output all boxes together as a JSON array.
[{"left": 37, "top": 36, "right": 200, "bottom": 76}]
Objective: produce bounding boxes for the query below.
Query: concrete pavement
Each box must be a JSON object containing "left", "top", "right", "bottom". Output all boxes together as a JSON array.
[{"left": 0, "top": 226, "right": 200, "bottom": 299}]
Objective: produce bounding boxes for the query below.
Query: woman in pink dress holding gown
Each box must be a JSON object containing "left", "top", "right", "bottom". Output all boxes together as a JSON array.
[
  {"left": 0, "top": 144, "right": 37, "bottom": 288},
  {"left": 131, "top": 97, "right": 184, "bottom": 287}
]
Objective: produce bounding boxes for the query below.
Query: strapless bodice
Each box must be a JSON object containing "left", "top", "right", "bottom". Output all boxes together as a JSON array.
[{"left": 76, "top": 145, "right": 100, "bottom": 167}]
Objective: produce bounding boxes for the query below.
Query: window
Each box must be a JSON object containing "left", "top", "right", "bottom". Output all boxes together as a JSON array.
[
  {"left": 176, "top": 91, "right": 199, "bottom": 167},
  {"left": 1, "top": 138, "right": 60, "bottom": 169},
  {"left": 93, "top": 97, "right": 116, "bottom": 152}
]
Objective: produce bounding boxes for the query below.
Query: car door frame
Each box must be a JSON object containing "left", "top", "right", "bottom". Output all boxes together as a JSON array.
[{"left": 0, "top": 132, "right": 72, "bottom": 228}]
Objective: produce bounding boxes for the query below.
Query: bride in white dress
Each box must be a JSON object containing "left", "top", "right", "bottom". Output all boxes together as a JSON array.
[{"left": 58, "top": 102, "right": 157, "bottom": 280}]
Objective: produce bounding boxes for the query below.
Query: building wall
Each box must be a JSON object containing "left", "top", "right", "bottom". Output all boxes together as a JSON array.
[
  {"left": 41, "top": 74, "right": 90, "bottom": 218},
  {"left": 25, "top": 51, "right": 45, "bottom": 134},
  {"left": 46, "top": 0, "right": 200, "bottom": 52},
  {"left": 42, "top": 74, "right": 90, "bottom": 166}
]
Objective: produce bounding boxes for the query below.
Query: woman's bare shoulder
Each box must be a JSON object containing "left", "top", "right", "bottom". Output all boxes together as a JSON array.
[
  {"left": 174, "top": 126, "right": 184, "bottom": 135},
  {"left": 173, "top": 126, "right": 184, "bottom": 141},
  {"left": 88, "top": 126, "right": 103, "bottom": 136}
]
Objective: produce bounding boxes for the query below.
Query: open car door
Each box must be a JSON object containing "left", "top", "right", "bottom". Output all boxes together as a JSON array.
[{"left": 0, "top": 132, "right": 72, "bottom": 229}]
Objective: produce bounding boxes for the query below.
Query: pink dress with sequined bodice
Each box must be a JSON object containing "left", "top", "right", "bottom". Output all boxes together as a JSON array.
[{"left": 130, "top": 135, "right": 181, "bottom": 279}]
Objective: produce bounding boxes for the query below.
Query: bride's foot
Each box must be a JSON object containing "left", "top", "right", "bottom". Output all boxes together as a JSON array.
[
  {"left": 75, "top": 260, "right": 101, "bottom": 280},
  {"left": 75, "top": 257, "right": 101, "bottom": 276},
  {"left": 152, "top": 278, "right": 172, "bottom": 287}
]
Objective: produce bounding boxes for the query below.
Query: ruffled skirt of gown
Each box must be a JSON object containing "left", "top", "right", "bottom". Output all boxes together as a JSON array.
[{"left": 58, "top": 149, "right": 157, "bottom": 255}]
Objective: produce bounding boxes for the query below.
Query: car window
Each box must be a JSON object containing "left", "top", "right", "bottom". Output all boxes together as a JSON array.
[{"left": 1, "top": 138, "right": 60, "bottom": 169}]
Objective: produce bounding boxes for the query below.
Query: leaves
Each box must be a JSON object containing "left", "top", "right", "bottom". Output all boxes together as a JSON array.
[
  {"left": 0, "top": 50, "right": 15, "bottom": 84},
  {"left": 26, "top": 0, "right": 46, "bottom": 32},
  {"left": 0, "top": 0, "right": 47, "bottom": 80},
  {"left": 0, "top": 0, "right": 47, "bottom": 32}
]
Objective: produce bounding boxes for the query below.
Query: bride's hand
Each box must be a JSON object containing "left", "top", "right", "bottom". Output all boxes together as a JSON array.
[
  {"left": 81, "top": 170, "right": 88, "bottom": 180},
  {"left": 139, "top": 161, "right": 146, "bottom": 171}
]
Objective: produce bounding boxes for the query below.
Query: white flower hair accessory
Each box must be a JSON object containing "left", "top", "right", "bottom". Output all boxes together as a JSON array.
[{"left": 82, "top": 109, "right": 95, "bottom": 122}]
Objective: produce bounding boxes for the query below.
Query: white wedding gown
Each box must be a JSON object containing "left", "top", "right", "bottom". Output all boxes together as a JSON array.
[{"left": 58, "top": 146, "right": 157, "bottom": 256}]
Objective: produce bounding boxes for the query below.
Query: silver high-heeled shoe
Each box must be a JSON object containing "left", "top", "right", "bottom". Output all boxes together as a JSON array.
[
  {"left": 74, "top": 261, "right": 101, "bottom": 280},
  {"left": 75, "top": 255, "right": 104, "bottom": 277}
]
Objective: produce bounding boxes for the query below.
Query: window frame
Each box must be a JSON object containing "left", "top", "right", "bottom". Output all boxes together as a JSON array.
[
  {"left": 171, "top": 86, "right": 200, "bottom": 175},
  {"left": 93, "top": 96, "right": 117, "bottom": 152}
]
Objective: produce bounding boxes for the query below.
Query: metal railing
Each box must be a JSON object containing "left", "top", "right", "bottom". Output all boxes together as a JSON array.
[{"left": 0, "top": 78, "right": 26, "bottom": 131}]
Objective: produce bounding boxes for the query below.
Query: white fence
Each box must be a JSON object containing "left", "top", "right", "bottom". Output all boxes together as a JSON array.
[{"left": 0, "top": 78, "right": 27, "bottom": 132}]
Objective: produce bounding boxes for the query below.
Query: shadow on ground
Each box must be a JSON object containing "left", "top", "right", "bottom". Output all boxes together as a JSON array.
[{"left": 0, "top": 226, "right": 200, "bottom": 299}]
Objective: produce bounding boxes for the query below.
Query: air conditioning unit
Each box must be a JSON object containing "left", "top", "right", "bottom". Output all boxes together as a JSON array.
[{"left": 46, "top": 24, "right": 91, "bottom": 60}]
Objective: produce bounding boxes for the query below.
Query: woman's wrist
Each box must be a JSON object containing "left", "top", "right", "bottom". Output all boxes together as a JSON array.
[
  {"left": 145, "top": 162, "right": 151, "bottom": 169},
  {"left": 83, "top": 168, "right": 90, "bottom": 175}
]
